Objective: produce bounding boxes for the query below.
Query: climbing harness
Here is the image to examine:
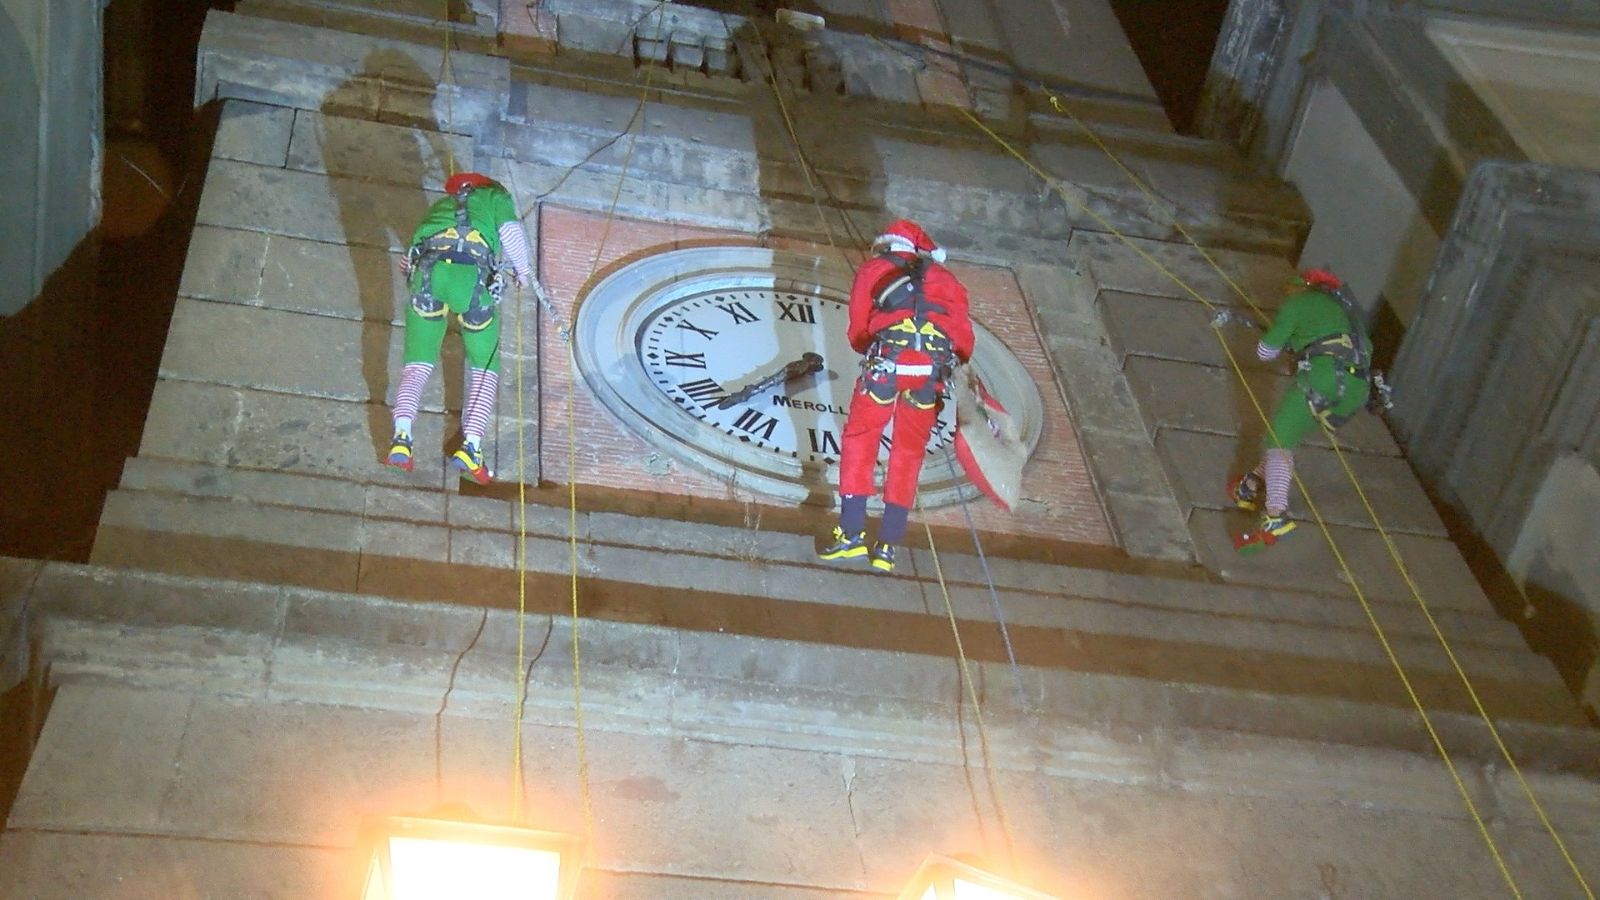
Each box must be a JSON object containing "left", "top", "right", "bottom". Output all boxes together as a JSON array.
[
  {"left": 1295, "top": 285, "right": 1374, "bottom": 427},
  {"left": 407, "top": 182, "right": 505, "bottom": 321},
  {"left": 963, "top": 79, "right": 1591, "bottom": 896},
  {"left": 862, "top": 252, "right": 958, "bottom": 407}
]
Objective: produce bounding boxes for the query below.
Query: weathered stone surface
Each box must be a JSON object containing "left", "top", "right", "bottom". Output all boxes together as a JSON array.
[
  {"left": 177, "top": 224, "right": 270, "bottom": 302},
  {"left": 160, "top": 297, "right": 377, "bottom": 401},
  {"left": 1101, "top": 490, "right": 1196, "bottom": 563},
  {"left": 1076, "top": 425, "right": 1178, "bottom": 498},
  {"left": 197, "top": 158, "right": 437, "bottom": 250},
  {"left": 1158, "top": 427, "right": 1447, "bottom": 536},
  {"left": 93, "top": 479, "right": 1544, "bottom": 681},
  {"left": 7, "top": 684, "right": 192, "bottom": 831},
  {"left": 501, "top": 158, "right": 765, "bottom": 233},
  {"left": 1017, "top": 261, "right": 1104, "bottom": 349},
  {"left": 258, "top": 230, "right": 408, "bottom": 322},
  {"left": 1123, "top": 355, "right": 1402, "bottom": 455},
  {"left": 583, "top": 870, "right": 848, "bottom": 900},
  {"left": 29, "top": 564, "right": 284, "bottom": 634},
  {"left": 0, "top": 828, "right": 346, "bottom": 899},
  {"left": 1187, "top": 506, "right": 1502, "bottom": 615},
  {"left": 197, "top": 14, "right": 508, "bottom": 127},
  {"left": 504, "top": 85, "right": 758, "bottom": 189},
  {"left": 364, "top": 517, "right": 451, "bottom": 562},
  {"left": 1073, "top": 230, "right": 1296, "bottom": 307},
  {"left": 161, "top": 696, "right": 439, "bottom": 844},
  {"left": 0, "top": 557, "right": 43, "bottom": 688},
  {"left": 119, "top": 456, "right": 368, "bottom": 515},
  {"left": 595, "top": 733, "right": 866, "bottom": 884},
  {"left": 1038, "top": 338, "right": 1147, "bottom": 436},
  {"left": 287, "top": 108, "right": 471, "bottom": 190},
  {"left": 99, "top": 490, "right": 364, "bottom": 555},
  {"left": 365, "top": 482, "right": 447, "bottom": 522},
  {"left": 137, "top": 378, "right": 242, "bottom": 466},
  {"left": 228, "top": 388, "right": 447, "bottom": 486},
  {"left": 211, "top": 98, "right": 295, "bottom": 167},
  {"left": 848, "top": 754, "right": 1075, "bottom": 888},
  {"left": 1101, "top": 289, "right": 1262, "bottom": 367}
]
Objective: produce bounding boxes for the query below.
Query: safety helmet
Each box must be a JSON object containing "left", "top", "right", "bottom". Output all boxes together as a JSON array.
[
  {"left": 444, "top": 171, "right": 496, "bottom": 196},
  {"left": 873, "top": 218, "right": 947, "bottom": 262},
  {"left": 1299, "top": 267, "right": 1343, "bottom": 292}
]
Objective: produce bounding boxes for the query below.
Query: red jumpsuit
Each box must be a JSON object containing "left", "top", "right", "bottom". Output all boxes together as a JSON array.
[{"left": 838, "top": 252, "right": 974, "bottom": 507}]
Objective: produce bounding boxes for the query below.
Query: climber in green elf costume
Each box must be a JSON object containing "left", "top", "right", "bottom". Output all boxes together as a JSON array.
[
  {"left": 385, "top": 171, "right": 533, "bottom": 484},
  {"left": 1229, "top": 267, "right": 1372, "bottom": 554}
]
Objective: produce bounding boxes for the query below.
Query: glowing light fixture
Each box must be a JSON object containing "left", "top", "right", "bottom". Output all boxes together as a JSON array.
[
  {"left": 897, "top": 854, "right": 1060, "bottom": 900},
  {"left": 362, "top": 816, "right": 584, "bottom": 900}
]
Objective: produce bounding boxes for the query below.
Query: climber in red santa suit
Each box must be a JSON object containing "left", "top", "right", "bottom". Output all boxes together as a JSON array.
[{"left": 819, "top": 219, "right": 974, "bottom": 574}]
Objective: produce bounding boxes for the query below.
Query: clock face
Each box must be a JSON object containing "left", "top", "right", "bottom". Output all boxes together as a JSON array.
[
  {"left": 572, "top": 246, "right": 1042, "bottom": 507},
  {"left": 637, "top": 287, "right": 956, "bottom": 466}
]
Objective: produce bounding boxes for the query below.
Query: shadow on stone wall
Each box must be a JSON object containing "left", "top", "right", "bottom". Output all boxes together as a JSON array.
[
  {"left": 729, "top": 11, "right": 880, "bottom": 246},
  {"left": 320, "top": 50, "right": 463, "bottom": 466},
  {"left": 1434, "top": 489, "right": 1599, "bottom": 727}
]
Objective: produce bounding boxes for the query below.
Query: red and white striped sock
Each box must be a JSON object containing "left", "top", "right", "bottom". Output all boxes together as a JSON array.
[
  {"left": 1263, "top": 448, "right": 1293, "bottom": 515},
  {"left": 392, "top": 363, "right": 433, "bottom": 431},
  {"left": 462, "top": 367, "right": 499, "bottom": 445}
]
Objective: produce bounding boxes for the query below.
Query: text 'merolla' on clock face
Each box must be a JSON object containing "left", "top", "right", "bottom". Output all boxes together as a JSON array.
[{"left": 637, "top": 288, "right": 955, "bottom": 465}]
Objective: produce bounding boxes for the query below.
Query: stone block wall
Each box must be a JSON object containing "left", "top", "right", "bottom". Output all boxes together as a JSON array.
[{"left": 3, "top": 563, "right": 1599, "bottom": 898}]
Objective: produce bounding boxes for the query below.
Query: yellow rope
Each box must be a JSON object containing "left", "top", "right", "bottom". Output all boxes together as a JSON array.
[
  {"left": 923, "top": 518, "right": 1021, "bottom": 870},
  {"left": 737, "top": 14, "right": 1022, "bottom": 864},
  {"left": 512, "top": 281, "right": 530, "bottom": 821},
  {"left": 560, "top": 8, "right": 667, "bottom": 853},
  {"left": 1325, "top": 428, "right": 1594, "bottom": 898},
  {"left": 746, "top": 19, "right": 1026, "bottom": 868},
  {"left": 439, "top": 1, "right": 457, "bottom": 177},
  {"left": 735, "top": 18, "right": 844, "bottom": 257},
  {"left": 1046, "top": 89, "right": 1593, "bottom": 899},
  {"left": 1046, "top": 97, "right": 1262, "bottom": 322},
  {"left": 956, "top": 104, "right": 1533, "bottom": 896}
]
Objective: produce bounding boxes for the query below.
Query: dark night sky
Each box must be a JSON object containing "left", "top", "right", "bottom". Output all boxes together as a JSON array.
[{"left": 1109, "top": 0, "right": 1233, "bottom": 133}]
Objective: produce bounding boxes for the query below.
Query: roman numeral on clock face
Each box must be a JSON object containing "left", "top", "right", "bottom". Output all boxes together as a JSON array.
[
  {"left": 716, "top": 301, "right": 760, "bottom": 324},
  {"left": 677, "top": 377, "right": 727, "bottom": 407},
  {"left": 807, "top": 427, "right": 840, "bottom": 455},
  {"left": 674, "top": 319, "right": 718, "bottom": 340},
  {"left": 664, "top": 350, "right": 707, "bottom": 368},
  {"left": 777, "top": 301, "right": 816, "bottom": 324},
  {"left": 732, "top": 407, "right": 779, "bottom": 440}
]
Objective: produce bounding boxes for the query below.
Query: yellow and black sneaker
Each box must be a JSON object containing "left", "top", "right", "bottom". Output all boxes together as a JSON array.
[
  {"left": 1228, "top": 472, "right": 1264, "bottom": 511},
  {"left": 869, "top": 542, "right": 896, "bottom": 574},
  {"left": 386, "top": 432, "right": 414, "bottom": 472},
  {"left": 819, "top": 526, "right": 868, "bottom": 561},
  {"left": 451, "top": 442, "right": 492, "bottom": 485},
  {"left": 1233, "top": 512, "right": 1296, "bottom": 555}
]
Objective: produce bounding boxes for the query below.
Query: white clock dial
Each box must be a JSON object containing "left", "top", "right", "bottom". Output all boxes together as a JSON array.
[
  {"left": 638, "top": 288, "right": 956, "bottom": 465},
  {"left": 572, "top": 246, "right": 1043, "bottom": 507}
]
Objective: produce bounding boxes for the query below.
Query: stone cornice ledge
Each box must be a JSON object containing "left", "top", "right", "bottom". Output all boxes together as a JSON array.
[
  {"left": 12, "top": 560, "right": 1600, "bottom": 824},
  {"left": 195, "top": 10, "right": 511, "bottom": 134}
]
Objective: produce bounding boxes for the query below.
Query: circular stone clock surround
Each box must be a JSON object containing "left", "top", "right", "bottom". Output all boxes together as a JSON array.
[{"left": 572, "top": 246, "right": 1044, "bottom": 508}]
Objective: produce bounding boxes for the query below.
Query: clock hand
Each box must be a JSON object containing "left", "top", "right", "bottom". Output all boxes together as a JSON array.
[{"left": 715, "top": 352, "right": 824, "bottom": 410}]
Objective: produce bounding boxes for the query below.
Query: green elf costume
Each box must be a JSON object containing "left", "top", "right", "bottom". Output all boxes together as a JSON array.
[
  {"left": 1229, "top": 267, "right": 1372, "bottom": 553},
  {"left": 385, "top": 171, "right": 533, "bottom": 484}
]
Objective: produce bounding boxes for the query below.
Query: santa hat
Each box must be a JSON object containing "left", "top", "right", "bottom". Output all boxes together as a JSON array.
[
  {"left": 873, "top": 218, "right": 947, "bottom": 262},
  {"left": 444, "top": 171, "right": 497, "bottom": 196},
  {"left": 1299, "top": 267, "right": 1343, "bottom": 292}
]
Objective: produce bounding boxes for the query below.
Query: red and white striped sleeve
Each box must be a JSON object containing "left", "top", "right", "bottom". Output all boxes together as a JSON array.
[{"left": 497, "top": 220, "right": 534, "bottom": 281}]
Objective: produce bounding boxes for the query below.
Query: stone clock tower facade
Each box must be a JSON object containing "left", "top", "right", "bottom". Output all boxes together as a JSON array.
[{"left": 2, "top": 1, "right": 1598, "bottom": 897}]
